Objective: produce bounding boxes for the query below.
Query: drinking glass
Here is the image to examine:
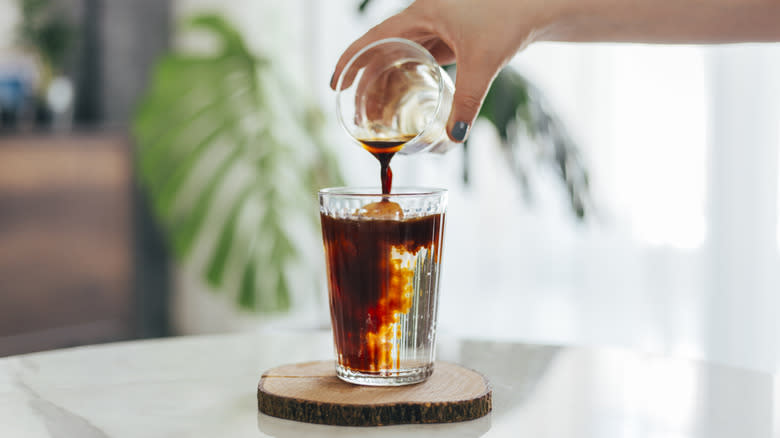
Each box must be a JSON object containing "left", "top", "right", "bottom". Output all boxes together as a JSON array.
[
  {"left": 319, "top": 187, "right": 447, "bottom": 385},
  {"left": 335, "top": 38, "right": 456, "bottom": 155}
]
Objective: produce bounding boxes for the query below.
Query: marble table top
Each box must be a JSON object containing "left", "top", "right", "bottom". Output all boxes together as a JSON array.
[{"left": 0, "top": 329, "right": 777, "bottom": 437}]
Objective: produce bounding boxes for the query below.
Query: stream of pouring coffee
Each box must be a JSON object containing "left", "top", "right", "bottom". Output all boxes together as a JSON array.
[
  {"left": 358, "top": 135, "right": 415, "bottom": 194},
  {"left": 325, "top": 135, "right": 436, "bottom": 372}
]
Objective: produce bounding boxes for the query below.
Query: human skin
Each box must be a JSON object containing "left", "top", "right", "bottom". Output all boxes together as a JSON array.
[{"left": 330, "top": 0, "right": 780, "bottom": 142}]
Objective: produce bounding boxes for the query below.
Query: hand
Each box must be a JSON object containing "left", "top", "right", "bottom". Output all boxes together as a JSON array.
[
  {"left": 330, "top": 0, "right": 558, "bottom": 143},
  {"left": 331, "top": 0, "right": 780, "bottom": 144}
]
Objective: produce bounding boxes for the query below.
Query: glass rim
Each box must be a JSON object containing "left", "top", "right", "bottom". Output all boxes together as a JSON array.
[
  {"left": 319, "top": 186, "right": 447, "bottom": 197},
  {"left": 335, "top": 37, "right": 446, "bottom": 146}
]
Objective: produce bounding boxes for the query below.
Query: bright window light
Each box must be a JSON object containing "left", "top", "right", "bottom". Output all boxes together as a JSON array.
[{"left": 610, "top": 46, "right": 708, "bottom": 249}]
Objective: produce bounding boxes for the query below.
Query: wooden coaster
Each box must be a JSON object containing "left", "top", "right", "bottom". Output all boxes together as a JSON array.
[{"left": 257, "top": 361, "right": 491, "bottom": 426}]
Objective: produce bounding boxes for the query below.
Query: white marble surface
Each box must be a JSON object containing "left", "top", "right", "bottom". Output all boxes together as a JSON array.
[{"left": 0, "top": 329, "right": 777, "bottom": 437}]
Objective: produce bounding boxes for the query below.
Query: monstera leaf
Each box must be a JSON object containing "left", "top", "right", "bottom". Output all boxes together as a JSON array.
[
  {"left": 133, "top": 14, "right": 343, "bottom": 311},
  {"left": 479, "top": 67, "right": 591, "bottom": 219}
]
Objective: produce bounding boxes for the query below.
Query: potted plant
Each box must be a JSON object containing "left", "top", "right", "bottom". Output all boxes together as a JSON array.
[
  {"left": 14, "top": 0, "right": 75, "bottom": 128},
  {"left": 133, "top": 15, "right": 343, "bottom": 332}
]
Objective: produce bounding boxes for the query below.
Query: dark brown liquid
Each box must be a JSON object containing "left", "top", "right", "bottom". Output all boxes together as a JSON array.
[
  {"left": 358, "top": 136, "right": 415, "bottom": 194},
  {"left": 321, "top": 212, "right": 444, "bottom": 373}
]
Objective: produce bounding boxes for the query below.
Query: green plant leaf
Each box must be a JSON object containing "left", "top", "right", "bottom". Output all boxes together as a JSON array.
[
  {"left": 152, "top": 120, "right": 235, "bottom": 220},
  {"left": 137, "top": 62, "right": 256, "bottom": 186},
  {"left": 481, "top": 68, "right": 531, "bottom": 142},
  {"left": 468, "top": 65, "right": 592, "bottom": 219},
  {"left": 205, "top": 186, "right": 253, "bottom": 286},
  {"left": 17, "top": 0, "right": 74, "bottom": 73},
  {"left": 238, "top": 257, "right": 257, "bottom": 309},
  {"left": 133, "top": 13, "right": 343, "bottom": 312},
  {"left": 275, "top": 270, "right": 291, "bottom": 311}
]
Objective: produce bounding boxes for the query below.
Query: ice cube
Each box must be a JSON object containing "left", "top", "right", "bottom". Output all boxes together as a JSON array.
[{"left": 358, "top": 200, "right": 403, "bottom": 220}]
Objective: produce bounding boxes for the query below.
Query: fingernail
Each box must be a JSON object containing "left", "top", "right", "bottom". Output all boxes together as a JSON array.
[
  {"left": 451, "top": 121, "right": 469, "bottom": 142},
  {"left": 330, "top": 72, "right": 335, "bottom": 87}
]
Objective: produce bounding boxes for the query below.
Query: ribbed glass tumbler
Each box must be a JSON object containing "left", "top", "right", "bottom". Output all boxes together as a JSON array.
[{"left": 319, "top": 187, "right": 447, "bottom": 386}]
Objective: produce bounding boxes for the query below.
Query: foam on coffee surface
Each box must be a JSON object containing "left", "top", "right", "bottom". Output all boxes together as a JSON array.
[{"left": 358, "top": 200, "right": 403, "bottom": 220}]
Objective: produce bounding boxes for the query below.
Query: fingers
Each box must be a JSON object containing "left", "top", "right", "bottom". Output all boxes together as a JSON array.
[
  {"left": 421, "top": 38, "right": 456, "bottom": 65},
  {"left": 329, "top": 3, "right": 502, "bottom": 145},
  {"left": 331, "top": 15, "right": 409, "bottom": 90},
  {"left": 447, "top": 54, "right": 500, "bottom": 143}
]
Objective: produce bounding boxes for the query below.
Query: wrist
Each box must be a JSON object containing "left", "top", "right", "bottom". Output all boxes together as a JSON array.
[{"left": 533, "top": 0, "right": 594, "bottom": 43}]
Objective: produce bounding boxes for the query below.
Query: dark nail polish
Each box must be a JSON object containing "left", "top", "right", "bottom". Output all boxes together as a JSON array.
[
  {"left": 451, "top": 121, "right": 469, "bottom": 142},
  {"left": 330, "top": 72, "right": 335, "bottom": 87}
]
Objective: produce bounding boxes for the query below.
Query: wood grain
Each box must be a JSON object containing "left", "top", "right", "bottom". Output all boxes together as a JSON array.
[
  {"left": 258, "top": 361, "right": 491, "bottom": 426},
  {"left": 0, "top": 133, "right": 134, "bottom": 355}
]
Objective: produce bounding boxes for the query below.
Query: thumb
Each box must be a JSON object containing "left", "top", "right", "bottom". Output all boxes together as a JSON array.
[{"left": 446, "top": 60, "right": 497, "bottom": 143}]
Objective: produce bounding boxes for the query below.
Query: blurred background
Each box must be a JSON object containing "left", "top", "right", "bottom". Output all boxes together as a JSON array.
[{"left": 0, "top": 0, "right": 778, "bottom": 375}]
